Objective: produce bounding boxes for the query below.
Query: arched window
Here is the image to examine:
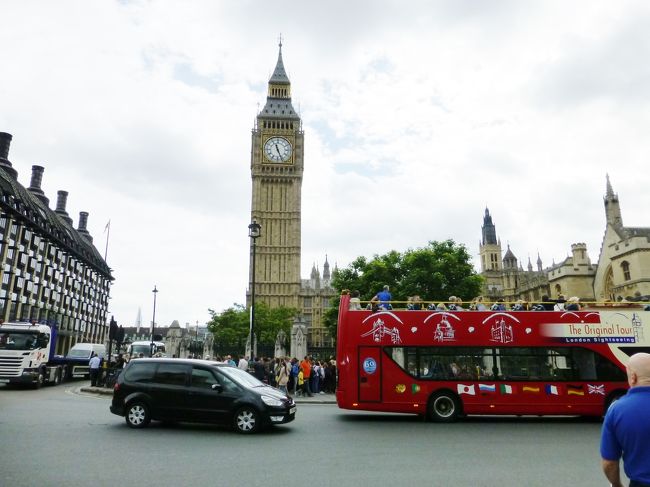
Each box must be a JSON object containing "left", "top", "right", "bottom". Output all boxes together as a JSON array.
[
  {"left": 555, "top": 284, "right": 562, "bottom": 295},
  {"left": 621, "top": 261, "right": 631, "bottom": 281}
]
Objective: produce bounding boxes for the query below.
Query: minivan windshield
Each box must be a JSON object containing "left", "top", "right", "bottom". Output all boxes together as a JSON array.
[
  {"left": 221, "top": 366, "right": 266, "bottom": 388},
  {"left": 67, "top": 349, "right": 92, "bottom": 358}
]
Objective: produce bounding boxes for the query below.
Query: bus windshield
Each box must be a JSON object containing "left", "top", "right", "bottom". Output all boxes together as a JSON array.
[{"left": 129, "top": 343, "right": 166, "bottom": 358}]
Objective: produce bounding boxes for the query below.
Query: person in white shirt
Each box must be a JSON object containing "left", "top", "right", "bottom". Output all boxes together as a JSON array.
[
  {"left": 88, "top": 353, "right": 102, "bottom": 387},
  {"left": 238, "top": 356, "right": 249, "bottom": 370}
]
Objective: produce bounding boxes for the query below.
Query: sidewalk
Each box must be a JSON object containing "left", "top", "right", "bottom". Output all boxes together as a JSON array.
[{"left": 79, "top": 386, "right": 336, "bottom": 404}]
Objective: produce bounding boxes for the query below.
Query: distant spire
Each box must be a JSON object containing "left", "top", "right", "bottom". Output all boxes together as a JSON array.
[
  {"left": 269, "top": 35, "right": 289, "bottom": 85},
  {"left": 527, "top": 256, "right": 533, "bottom": 272},
  {"left": 604, "top": 174, "right": 623, "bottom": 227},
  {"left": 136, "top": 307, "right": 142, "bottom": 333},
  {"left": 536, "top": 252, "right": 543, "bottom": 272},
  {"left": 606, "top": 173, "right": 614, "bottom": 198},
  {"left": 323, "top": 255, "right": 331, "bottom": 280},
  {"left": 481, "top": 207, "right": 497, "bottom": 245}
]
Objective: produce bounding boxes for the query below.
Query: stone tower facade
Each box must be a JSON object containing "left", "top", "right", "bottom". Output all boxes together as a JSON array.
[
  {"left": 248, "top": 41, "right": 304, "bottom": 310},
  {"left": 479, "top": 208, "right": 504, "bottom": 297},
  {"left": 478, "top": 176, "right": 650, "bottom": 305}
]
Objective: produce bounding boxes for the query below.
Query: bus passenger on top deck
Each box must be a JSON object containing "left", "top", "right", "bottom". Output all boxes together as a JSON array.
[
  {"left": 491, "top": 299, "right": 506, "bottom": 311},
  {"left": 408, "top": 295, "right": 423, "bottom": 310},
  {"left": 566, "top": 296, "right": 581, "bottom": 311},
  {"left": 349, "top": 290, "right": 362, "bottom": 310},
  {"left": 471, "top": 296, "right": 487, "bottom": 311},
  {"left": 371, "top": 285, "right": 392, "bottom": 310}
]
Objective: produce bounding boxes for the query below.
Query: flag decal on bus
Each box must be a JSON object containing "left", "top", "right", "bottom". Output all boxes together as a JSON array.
[
  {"left": 457, "top": 384, "right": 476, "bottom": 395},
  {"left": 522, "top": 386, "right": 540, "bottom": 393},
  {"left": 567, "top": 385, "right": 585, "bottom": 396},
  {"left": 479, "top": 383, "right": 496, "bottom": 393},
  {"left": 588, "top": 384, "right": 605, "bottom": 395},
  {"left": 500, "top": 384, "right": 515, "bottom": 394},
  {"left": 545, "top": 385, "right": 559, "bottom": 395}
]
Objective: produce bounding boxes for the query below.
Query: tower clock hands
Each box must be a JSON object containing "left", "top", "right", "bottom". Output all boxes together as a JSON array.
[{"left": 275, "top": 144, "right": 282, "bottom": 158}]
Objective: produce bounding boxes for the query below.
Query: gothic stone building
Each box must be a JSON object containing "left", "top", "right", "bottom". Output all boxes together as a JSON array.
[
  {"left": 479, "top": 177, "right": 649, "bottom": 304},
  {"left": 247, "top": 42, "right": 335, "bottom": 350},
  {"left": 0, "top": 132, "right": 113, "bottom": 354}
]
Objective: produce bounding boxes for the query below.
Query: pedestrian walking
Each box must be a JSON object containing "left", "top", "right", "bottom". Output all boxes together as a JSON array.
[
  {"left": 88, "top": 352, "right": 101, "bottom": 387},
  {"left": 276, "top": 358, "right": 289, "bottom": 394},
  {"left": 300, "top": 356, "right": 313, "bottom": 397},
  {"left": 600, "top": 352, "right": 650, "bottom": 487}
]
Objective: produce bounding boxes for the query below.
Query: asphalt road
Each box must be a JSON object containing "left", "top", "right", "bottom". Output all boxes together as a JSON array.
[{"left": 0, "top": 383, "right": 617, "bottom": 487}]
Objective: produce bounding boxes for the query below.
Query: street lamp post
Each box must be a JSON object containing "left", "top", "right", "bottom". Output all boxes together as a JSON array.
[
  {"left": 248, "top": 220, "right": 261, "bottom": 358},
  {"left": 151, "top": 285, "right": 158, "bottom": 356}
]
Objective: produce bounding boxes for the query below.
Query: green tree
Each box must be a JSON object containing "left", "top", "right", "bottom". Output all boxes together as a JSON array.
[
  {"left": 208, "top": 302, "right": 297, "bottom": 350},
  {"left": 207, "top": 304, "right": 249, "bottom": 349},
  {"left": 323, "top": 240, "right": 483, "bottom": 338}
]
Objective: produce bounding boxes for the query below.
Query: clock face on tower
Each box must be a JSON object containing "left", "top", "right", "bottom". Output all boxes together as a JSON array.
[{"left": 263, "top": 136, "right": 292, "bottom": 163}]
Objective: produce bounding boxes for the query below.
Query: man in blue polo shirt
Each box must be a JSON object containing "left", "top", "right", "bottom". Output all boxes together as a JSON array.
[
  {"left": 600, "top": 352, "right": 650, "bottom": 487},
  {"left": 371, "top": 285, "right": 392, "bottom": 310}
]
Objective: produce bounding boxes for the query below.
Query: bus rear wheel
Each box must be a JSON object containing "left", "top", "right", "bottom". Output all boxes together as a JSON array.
[{"left": 428, "top": 391, "right": 461, "bottom": 422}]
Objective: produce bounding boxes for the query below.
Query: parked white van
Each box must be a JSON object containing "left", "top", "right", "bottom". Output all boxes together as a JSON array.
[{"left": 65, "top": 343, "right": 106, "bottom": 378}]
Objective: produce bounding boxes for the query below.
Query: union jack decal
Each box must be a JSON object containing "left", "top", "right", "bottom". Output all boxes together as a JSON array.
[{"left": 588, "top": 384, "right": 605, "bottom": 395}]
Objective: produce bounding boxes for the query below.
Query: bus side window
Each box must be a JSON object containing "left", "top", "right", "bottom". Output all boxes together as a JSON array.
[{"left": 571, "top": 348, "right": 597, "bottom": 381}]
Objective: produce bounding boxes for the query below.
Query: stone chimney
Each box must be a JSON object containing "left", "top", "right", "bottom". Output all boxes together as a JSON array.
[
  {"left": 27, "top": 165, "right": 50, "bottom": 205},
  {"left": 0, "top": 132, "right": 18, "bottom": 179},
  {"left": 55, "top": 190, "right": 73, "bottom": 225},
  {"left": 77, "top": 211, "right": 93, "bottom": 243}
]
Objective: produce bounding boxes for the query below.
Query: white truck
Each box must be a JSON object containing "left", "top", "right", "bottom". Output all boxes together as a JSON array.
[
  {"left": 0, "top": 321, "right": 105, "bottom": 388},
  {"left": 127, "top": 340, "right": 166, "bottom": 358}
]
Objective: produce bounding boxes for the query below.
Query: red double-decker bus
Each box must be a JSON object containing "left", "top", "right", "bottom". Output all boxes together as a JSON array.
[{"left": 335, "top": 294, "right": 650, "bottom": 421}]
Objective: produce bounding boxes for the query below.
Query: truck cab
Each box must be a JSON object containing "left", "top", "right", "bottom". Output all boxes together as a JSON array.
[{"left": 0, "top": 322, "right": 59, "bottom": 387}]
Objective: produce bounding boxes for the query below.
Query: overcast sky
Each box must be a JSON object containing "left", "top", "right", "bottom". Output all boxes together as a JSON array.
[{"left": 2, "top": 0, "right": 649, "bottom": 329}]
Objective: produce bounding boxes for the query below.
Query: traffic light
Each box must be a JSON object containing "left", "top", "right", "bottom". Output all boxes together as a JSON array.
[
  {"left": 116, "top": 326, "right": 125, "bottom": 349},
  {"left": 109, "top": 316, "right": 118, "bottom": 341}
]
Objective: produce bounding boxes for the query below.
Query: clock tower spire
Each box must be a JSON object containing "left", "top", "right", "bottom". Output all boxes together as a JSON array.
[{"left": 248, "top": 40, "right": 304, "bottom": 310}]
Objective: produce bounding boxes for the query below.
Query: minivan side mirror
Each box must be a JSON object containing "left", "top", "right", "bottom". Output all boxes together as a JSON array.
[{"left": 211, "top": 383, "right": 223, "bottom": 393}]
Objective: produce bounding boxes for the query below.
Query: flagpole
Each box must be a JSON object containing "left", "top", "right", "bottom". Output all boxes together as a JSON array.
[{"left": 104, "top": 220, "right": 111, "bottom": 262}]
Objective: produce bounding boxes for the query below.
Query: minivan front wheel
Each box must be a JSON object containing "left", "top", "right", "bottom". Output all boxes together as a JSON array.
[
  {"left": 233, "top": 406, "right": 260, "bottom": 434},
  {"left": 125, "top": 401, "right": 151, "bottom": 429}
]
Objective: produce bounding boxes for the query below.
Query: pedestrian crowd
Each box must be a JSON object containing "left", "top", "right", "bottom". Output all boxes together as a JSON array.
[{"left": 210, "top": 354, "right": 337, "bottom": 397}]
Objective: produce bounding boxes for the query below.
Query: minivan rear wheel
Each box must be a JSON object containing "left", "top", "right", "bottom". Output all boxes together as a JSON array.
[
  {"left": 125, "top": 401, "right": 151, "bottom": 429},
  {"left": 233, "top": 406, "right": 260, "bottom": 434}
]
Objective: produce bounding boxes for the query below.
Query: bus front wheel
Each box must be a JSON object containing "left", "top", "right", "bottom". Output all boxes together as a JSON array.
[{"left": 428, "top": 391, "right": 461, "bottom": 422}]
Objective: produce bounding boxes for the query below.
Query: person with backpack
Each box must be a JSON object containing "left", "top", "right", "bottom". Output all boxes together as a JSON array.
[{"left": 290, "top": 358, "right": 300, "bottom": 395}]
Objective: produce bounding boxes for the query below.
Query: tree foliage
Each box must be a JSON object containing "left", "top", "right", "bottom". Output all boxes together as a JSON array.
[
  {"left": 207, "top": 302, "right": 297, "bottom": 348},
  {"left": 323, "top": 240, "right": 483, "bottom": 338}
]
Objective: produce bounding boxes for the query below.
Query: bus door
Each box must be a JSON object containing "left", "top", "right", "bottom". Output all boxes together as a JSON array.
[{"left": 358, "top": 346, "right": 381, "bottom": 402}]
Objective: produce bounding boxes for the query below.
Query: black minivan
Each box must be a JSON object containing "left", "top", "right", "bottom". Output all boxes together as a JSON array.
[{"left": 110, "top": 358, "right": 296, "bottom": 434}]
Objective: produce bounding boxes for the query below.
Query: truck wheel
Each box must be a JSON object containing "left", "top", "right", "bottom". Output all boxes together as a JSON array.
[
  {"left": 33, "top": 369, "right": 45, "bottom": 389},
  {"left": 428, "top": 391, "right": 461, "bottom": 422},
  {"left": 125, "top": 401, "right": 151, "bottom": 429},
  {"left": 233, "top": 406, "right": 260, "bottom": 434},
  {"left": 52, "top": 368, "right": 62, "bottom": 386}
]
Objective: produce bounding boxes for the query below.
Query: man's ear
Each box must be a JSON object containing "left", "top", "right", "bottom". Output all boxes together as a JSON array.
[{"left": 628, "top": 370, "right": 638, "bottom": 386}]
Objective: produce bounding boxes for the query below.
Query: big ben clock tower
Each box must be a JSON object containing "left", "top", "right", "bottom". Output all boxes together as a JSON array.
[{"left": 248, "top": 40, "right": 303, "bottom": 310}]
